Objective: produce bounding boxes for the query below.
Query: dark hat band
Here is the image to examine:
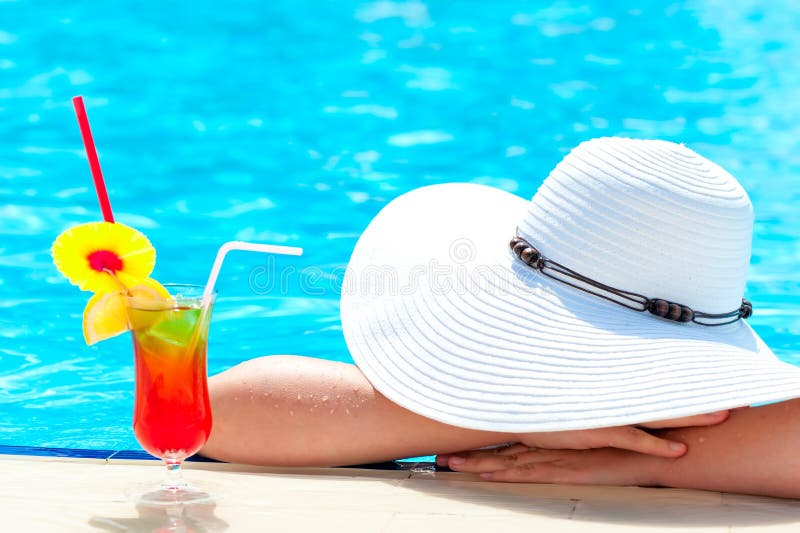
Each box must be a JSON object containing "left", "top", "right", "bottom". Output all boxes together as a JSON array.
[{"left": 509, "top": 234, "right": 752, "bottom": 327}]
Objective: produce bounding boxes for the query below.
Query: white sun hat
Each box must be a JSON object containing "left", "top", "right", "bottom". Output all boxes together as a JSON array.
[{"left": 340, "top": 137, "right": 800, "bottom": 432}]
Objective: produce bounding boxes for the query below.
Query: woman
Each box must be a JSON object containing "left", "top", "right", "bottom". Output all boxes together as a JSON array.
[{"left": 201, "top": 137, "right": 800, "bottom": 498}]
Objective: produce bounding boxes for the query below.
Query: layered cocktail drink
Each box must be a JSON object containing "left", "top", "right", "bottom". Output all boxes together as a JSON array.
[
  {"left": 127, "top": 285, "right": 214, "bottom": 464},
  {"left": 126, "top": 284, "right": 216, "bottom": 504}
]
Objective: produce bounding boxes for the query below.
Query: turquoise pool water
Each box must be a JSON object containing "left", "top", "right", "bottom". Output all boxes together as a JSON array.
[{"left": 1, "top": 0, "right": 799, "bottom": 450}]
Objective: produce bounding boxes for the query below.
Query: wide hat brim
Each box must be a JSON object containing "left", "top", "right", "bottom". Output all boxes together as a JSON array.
[{"left": 341, "top": 183, "right": 800, "bottom": 432}]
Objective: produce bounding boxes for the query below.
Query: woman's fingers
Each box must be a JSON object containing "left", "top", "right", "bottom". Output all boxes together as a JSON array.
[
  {"left": 486, "top": 427, "right": 688, "bottom": 459},
  {"left": 449, "top": 447, "right": 659, "bottom": 487},
  {"left": 597, "top": 426, "right": 686, "bottom": 457},
  {"left": 492, "top": 443, "right": 531, "bottom": 456},
  {"left": 437, "top": 444, "right": 529, "bottom": 467},
  {"left": 638, "top": 410, "right": 730, "bottom": 429},
  {"left": 517, "top": 426, "right": 688, "bottom": 457},
  {"left": 480, "top": 462, "right": 564, "bottom": 483},
  {"left": 447, "top": 447, "right": 558, "bottom": 473}
]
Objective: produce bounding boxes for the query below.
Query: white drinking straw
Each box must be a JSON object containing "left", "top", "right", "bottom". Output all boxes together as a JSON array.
[{"left": 201, "top": 241, "right": 304, "bottom": 305}]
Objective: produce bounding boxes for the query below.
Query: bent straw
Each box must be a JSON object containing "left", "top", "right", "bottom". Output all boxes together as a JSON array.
[
  {"left": 186, "top": 241, "right": 303, "bottom": 358},
  {"left": 202, "top": 241, "right": 304, "bottom": 305},
  {"left": 72, "top": 95, "right": 115, "bottom": 223}
]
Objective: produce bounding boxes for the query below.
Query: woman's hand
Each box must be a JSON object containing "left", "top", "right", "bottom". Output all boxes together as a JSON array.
[
  {"left": 438, "top": 443, "right": 662, "bottom": 486},
  {"left": 519, "top": 411, "right": 730, "bottom": 457},
  {"left": 436, "top": 402, "right": 800, "bottom": 499},
  {"left": 436, "top": 411, "right": 730, "bottom": 471}
]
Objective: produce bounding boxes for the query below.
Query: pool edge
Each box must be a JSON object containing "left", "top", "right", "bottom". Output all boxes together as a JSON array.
[{"left": 0, "top": 443, "right": 435, "bottom": 470}]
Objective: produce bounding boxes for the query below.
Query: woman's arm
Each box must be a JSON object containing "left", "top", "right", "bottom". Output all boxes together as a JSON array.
[
  {"left": 442, "top": 399, "right": 800, "bottom": 499},
  {"left": 200, "top": 355, "right": 724, "bottom": 467},
  {"left": 201, "top": 356, "right": 516, "bottom": 466},
  {"left": 657, "top": 399, "right": 800, "bottom": 497}
]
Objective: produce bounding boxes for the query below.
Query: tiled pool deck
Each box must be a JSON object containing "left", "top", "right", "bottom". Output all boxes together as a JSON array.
[{"left": 2, "top": 447, "right": 800, "bottom": 532}]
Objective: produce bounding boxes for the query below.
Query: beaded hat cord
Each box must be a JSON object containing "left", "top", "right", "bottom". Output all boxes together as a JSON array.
[{"left": 509, "top": 233, "right": 752, "bottom": 327}]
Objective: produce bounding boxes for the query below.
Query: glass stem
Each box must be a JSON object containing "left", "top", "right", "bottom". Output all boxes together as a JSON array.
[{"left": 163, "top": 460, "right": 187, "bottom": 491}]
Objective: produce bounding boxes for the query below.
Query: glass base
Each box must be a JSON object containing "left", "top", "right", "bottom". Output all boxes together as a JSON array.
[{"left": 126, "top": 480, "right": 214, "bottom": 507}]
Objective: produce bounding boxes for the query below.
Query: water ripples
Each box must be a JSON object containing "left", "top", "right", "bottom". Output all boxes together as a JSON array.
[{"left": 2, "top": 0, "right": 800, "bottom": 447}]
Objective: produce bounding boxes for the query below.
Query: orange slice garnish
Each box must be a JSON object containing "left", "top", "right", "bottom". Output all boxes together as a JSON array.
[{"left": 82, "top": 278, "right": 170, "bottom": 345}]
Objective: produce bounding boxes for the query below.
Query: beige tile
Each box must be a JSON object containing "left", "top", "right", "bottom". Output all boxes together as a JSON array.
[
  {"left": 386, "top": 512, "right": 582, "bottom": 533},
  {"left": 3, "top": 455, "right": 800, "bottom": 533},
  {"left": 88, "top": 505, "right": 394, "bottom": 533},
  {"left": 723, "top": 492, "right": 800, "bottom": 530},
  {"left": 6, "top": 499, "right": 242, "bottom": 533},
  {"left": 572, "top": 487, "right": 728, "bottom": 531},
  {"left": 395, "top": 477, "right": 578, "bottom": 518},
  {"left": 1, "top": 505, "right": 95, "bottom": 533},
  {"left": 223, "top": 508, "right": 394, "bottom": 533},
  {"left": 0, "top": 452, "right": 109, "bottom": 465},
  {"left": 0, "top": 459, "right": 121, "bottom": 503},
  {"left": 732, "top": 526, "right": 800, "bottom": 532}
]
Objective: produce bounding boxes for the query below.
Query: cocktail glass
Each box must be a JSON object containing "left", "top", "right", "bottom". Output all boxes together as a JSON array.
[{"left": 125, "top": 284, "right": 216, "bottom": 506}]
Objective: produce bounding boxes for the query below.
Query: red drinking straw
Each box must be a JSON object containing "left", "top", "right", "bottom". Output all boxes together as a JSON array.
[{"left": 72, "top": 95, "right": 115, "bottom": 223}]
